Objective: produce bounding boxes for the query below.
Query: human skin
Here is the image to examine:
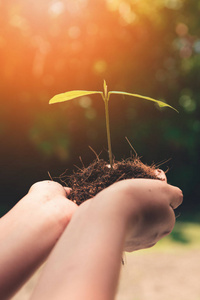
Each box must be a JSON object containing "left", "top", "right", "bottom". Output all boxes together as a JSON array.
[
  {"left": 0, "top": 181, "right": 77, "bottom": 300},
  {"left": 30, "top": 177, "right": 183, "bottom": 300}
]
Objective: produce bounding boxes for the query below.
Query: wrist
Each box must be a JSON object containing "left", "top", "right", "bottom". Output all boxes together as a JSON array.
[
  {"left": 94, "top": 181, "right": 140, "bottom": 221},
  {"left": 92, "top": 180, "right": 147, "bottom": 252},
  {"left": 92, "top": 185, "right": 140, "bottom": 244}
]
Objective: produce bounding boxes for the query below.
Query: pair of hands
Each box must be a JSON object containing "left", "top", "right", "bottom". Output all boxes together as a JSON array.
[
  {"left": 0, "top": 172, "right": 182, "bottom": 300},
  {"left": 27, "top": 174, "right": 183, "bottom": 252}
]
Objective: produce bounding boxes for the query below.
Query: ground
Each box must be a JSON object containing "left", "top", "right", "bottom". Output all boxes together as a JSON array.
[
  {"left": 117, "top": 249, "right": 200, "bottom": 300},
  {"left": 12, "top": 221, "right": 200, "bottom": 300}
]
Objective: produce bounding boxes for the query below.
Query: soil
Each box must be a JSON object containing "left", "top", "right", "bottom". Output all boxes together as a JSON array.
[{"left": 59, "top": 157, "right": 160, "bottom": 205}]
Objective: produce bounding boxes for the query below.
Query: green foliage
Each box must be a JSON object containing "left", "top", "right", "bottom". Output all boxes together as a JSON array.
[
  {"left": 50, "top": 80, "right": 177, "bottom": 167},
  {"left": 154, "top": 221, "right": 200, "bottom": 252}
]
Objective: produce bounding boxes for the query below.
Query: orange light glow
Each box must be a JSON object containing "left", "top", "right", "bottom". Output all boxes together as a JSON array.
[{"left": 0, "top": 0, "right": 189, "bottom": 161}]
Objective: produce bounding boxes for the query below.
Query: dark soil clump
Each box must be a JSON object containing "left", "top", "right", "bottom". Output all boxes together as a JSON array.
[{"left": 61, "top": 157, "right": 160, "bottom": 205}]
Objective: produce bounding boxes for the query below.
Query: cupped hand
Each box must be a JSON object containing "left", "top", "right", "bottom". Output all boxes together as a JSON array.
[
  {"left": 123, "top": 179, "right": 183, "bottom": 251},
  {"left": 94, "top": 177, "right": 183, "bottom": 252},
  {"left": 0, "top": 181, "right": 78, "bottom": 300},
  {"left": 25, "top": 180, "right": 77, "bottom": 233}
]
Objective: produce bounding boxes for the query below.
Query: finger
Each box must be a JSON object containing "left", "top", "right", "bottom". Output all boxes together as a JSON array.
[
  {"left": 154, "top": 169, "right": 167, "bottom": 182},
  {"left": 169, "top": 186, "right": 183, "bottom": 209},
  {"left": 28, "top": 181, "right": 70, "bottom": 199}
]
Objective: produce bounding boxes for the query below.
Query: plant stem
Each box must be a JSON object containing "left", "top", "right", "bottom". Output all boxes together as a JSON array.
[{"left": 104, "top": 96, "right": 113, "bottom": 168}]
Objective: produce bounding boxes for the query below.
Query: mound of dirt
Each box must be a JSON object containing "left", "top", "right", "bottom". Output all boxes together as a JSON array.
[{"left": 60, "top": 157, "right": 160, "bottom": 205}]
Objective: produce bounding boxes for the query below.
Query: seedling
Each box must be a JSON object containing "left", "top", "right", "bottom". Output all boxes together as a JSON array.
[{"left": 49, "top": 80, "right": 177, "bottom": 168}]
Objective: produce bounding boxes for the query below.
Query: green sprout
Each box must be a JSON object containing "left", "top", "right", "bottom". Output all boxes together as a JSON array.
[{"left": 49, "top": 80, "right": 178, "bottom": 168}]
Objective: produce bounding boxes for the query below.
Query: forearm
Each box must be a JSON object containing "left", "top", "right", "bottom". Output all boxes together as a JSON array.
[
  {"left": 0, "top": 192, "right": 73, "bottom": 300},
  {"left": 30, "top": 198, "right": 128, "bottom": 300}
]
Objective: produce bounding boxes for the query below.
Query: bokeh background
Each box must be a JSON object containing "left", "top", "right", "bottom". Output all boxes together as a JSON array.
[
  {"left": 1, "top": 1, "right": 200, "bottom": 299},
  {"left": 0, "top": 0, "right": 200, "bottom": 218}
]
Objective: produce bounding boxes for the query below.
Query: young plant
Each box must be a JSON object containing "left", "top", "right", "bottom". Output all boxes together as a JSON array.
[{"left": 49, "top": 80, "right": 178, "bottom": 168}]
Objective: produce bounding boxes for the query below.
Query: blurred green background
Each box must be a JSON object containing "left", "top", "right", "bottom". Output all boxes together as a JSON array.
[{"left": 0, "top": 0, "right": 200, "bottom": 219}]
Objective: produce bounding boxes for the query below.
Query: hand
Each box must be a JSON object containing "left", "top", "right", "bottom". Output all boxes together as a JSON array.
[
  {"left": 94, "top": 177, "right": 183, "bottom": 252},
  {"left": 15, "top": 180, "right": 78, "bottom": 241},
  {"left": 26, "top": 180, "right": 77, "bottom": 231},
  {"left": 0, "top": 180, "right": 77, "bottom": 300}
]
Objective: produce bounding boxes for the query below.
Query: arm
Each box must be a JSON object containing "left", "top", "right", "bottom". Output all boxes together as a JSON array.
[
  {"left": 0, "top": 181, "right": 77, "bottom": 300},
  {"left": 30, "top": 178, "right": 183, "bottom": 300}
]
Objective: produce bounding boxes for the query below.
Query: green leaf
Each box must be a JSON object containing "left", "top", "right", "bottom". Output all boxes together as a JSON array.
[
  {"left": 109, "top": 91, "right": 178, "bottom": 113},
  {"left": 49, "top": 90, "right": 102, "bottom": 104}
]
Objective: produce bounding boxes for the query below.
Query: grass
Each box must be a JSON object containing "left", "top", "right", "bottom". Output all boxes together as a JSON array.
[
  {"left": 134, "top": 220, "right": 200, "bottom": 255},
  {"left": 158, "top": 222, "right": 200, "bottom": 250}
]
